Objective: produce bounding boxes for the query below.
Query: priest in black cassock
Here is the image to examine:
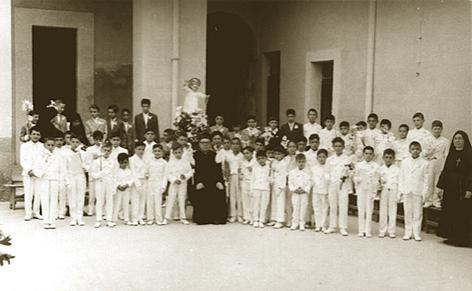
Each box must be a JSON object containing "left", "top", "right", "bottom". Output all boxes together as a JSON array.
[
  {"left": 437, "top": 130, "right": 472, "bottom": 247},
  {"left": 190, "top": 134, "right": 228, "bottom": 225}
]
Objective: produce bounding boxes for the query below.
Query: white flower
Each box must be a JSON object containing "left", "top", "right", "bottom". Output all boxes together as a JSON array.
[{"left": 294, "top": 124, "right": 299, "bottom": 129}]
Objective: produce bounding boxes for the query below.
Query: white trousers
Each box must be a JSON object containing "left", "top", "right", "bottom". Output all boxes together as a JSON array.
[
  {"left": 253, "top": 189, "right": 270, "bottom": 223},
  {"left": 68, "top": 174, "right": 86, "bottom": 222},
  {"left": 23, "top": 175, "right": 41, "bottom": 216},
  {"left": 38, "top": 179, "right": 58, "bottom": 224},
  {"left": 241, "top": 181, "right": 253, "bottom": 221},
  {"left": 275, "top": 187, "right": 286, "bottom": 223},
  {"left": 357, "top": 187, "right": 375, "bottom": 234},
  {"left": 165, "top": 182, "right": 187, "bottom": 220},
  {"left": 147, "top": 180, "right": 164, "bottom": 223},
  {"left": 131, "top": 178, "right": 147, "bottom": 223},
  {"left": 269, "top": 183, "right": 277, "bottom": 221},
  {"left": 95, "top": 177, "right": 114, "bottom": 222},
  {"left": 229, "top": 174, "right": 242, "bottom": 219},
  {"left": 403, "top": 194, "right": 423, "bottom": 236},
  {"left": 379, "top": 187, "right": 398, "bottom": 235},
  {"left": 113, "top": 188, "right": 130, "bottom": 222},
  {"left": 328, "top": 181, "right": 349, "bottom": 230},
  {"left": 291, "top": 193, "right": 308, "bottom": 227},
  {"left": 312, "top": 193, "right": 329, "bottom": 229},
  {"left": 425, "top": 159, "right": 443, "bottom": 206},
  {"left": 57, "top": 183, "right": 67, "bottom": 217},
  {"left": 87, "top": 180, "right": 96, "bottom": 214},
  {"left": 285, "top": 188, "right": 293, "bottom": 225}
]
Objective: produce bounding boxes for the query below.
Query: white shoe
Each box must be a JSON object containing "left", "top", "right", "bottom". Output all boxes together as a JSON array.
[
  {"left": 414, "top": 234, "right": 422, "bottom": 242},
  {"left": 237, "top": 217, "right": 244, "bottom": 223},
  {"left": 138, "top": 219, "right": 146, "bottom": 226},
  {"left": 423, "top": 202, "right": 433, "bottom": 208},
  {"left": 33, "top": 214, "right": 43, "bottom": 220},
  {"left": 378, "top": 233, "right": 386, "bottom": 238},
  {"left": 242, "top": 220, "right": 250, "bottom": 225},
  {"left": 290, "top": 225, "right": 298, "bottom": 231},
  {"left": 24, "top": 214, "right": 32, "bottom": 221},
  {"left": 43, "top": 224, "right": 50, "bottom": 229},
  {"left": 300, "top": 225, "right": 306, "bottom": 231},
  {"left": 147, "top": 220, "right": 154, "bottom": 225},
  {"left": 107, "top": 222, "right": 115, "bottom": 228},
  {"left": 162, "top": 219, "right": 168, "bottom": 225},
  {"left": 70, "top": 220, "right": 77, "bottom": 226},
  {"left": 253, "top": 222, "right": 259, "bottom": 228},
  {"left": 87, "top": 212, "right": 93, "bottom": 216},
  {"left": 229, "top": 217, "right": 236, "bottom": 223},
  {"left": 340, "top": 228, "right": 348, "bottom": 236},
  {"left": 49, "top": 224, "right": 56, "bottom": 229},
  {"left": 266, "top": 221, "right": 275, "bottom": 226},
  {"left": 403, "top": 234, "right": 411, "bottom": 240},
  {"left": 94, "top": 222, "right": 101, "bottom": 228},
  {"left": 181, "top": 219, "right": 190, "bottom": 225},
  {"left": 274, "top": 222, "right": 283, "bottom": 229},
  {"left": 126, "top": 221, "right": 133, "bottom": 226},
  {"left": 58, "top": 215, "right": 65, "bottom": 220},
  {"left": 366, "top": 233, "right": 372, "bottom": 238},
  {"left": 358, "top": 232, "right": 364, "bottom": 237},
  {"left": 78, "top": 220, "right": 85, "bottom": 226},
  {"left": 324, "top": 228, "right": 335, "bottom": 234},
  {"left": 389, "top": 233, "right": 396, "bottom": 239},
  {"left": 314, "top": 227, "right": 321, "bottom": 232},
  {"left": 259, "top": 222, "right": 265, "bottom": 228}
]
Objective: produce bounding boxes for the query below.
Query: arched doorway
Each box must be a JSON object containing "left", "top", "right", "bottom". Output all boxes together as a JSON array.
[{"left": 206, "top": 12, "right": 255, "bottom": 128}]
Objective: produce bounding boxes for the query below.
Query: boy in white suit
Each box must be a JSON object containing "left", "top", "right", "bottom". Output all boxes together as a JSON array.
[
  {"left": 129, "top": 142, "right": 148, "bottom": 225},
  {"left": 251, "top": 150, "right": 271, "bottom": 228},
  {"left": 377, "top": 149, "right": 400, "bottom": 238},
  {"left": 146, "top": 144, "right": 168, "bottom": 225},
  {"left": 399, "top": 141, "right": 430, "bottom": 241},
  {"left": 20, "top": 126, "right": 43, "bottom": 221},
  {"left": 311, "top": 149, "right": 330, "bottom": 232},
  {"left": 288, "top": 154, "right": 312, "bottom": 231},
  {"left": 353, "top": 146, "right": 380, "bottom": 238}
]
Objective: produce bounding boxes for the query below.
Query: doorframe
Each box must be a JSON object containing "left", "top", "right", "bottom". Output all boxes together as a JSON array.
[
  {"left": 13, "top": 8, "right": 94, "bottom": 161},
  {"left": 305, "top": 49, "right": 341, "bottom": 124}
]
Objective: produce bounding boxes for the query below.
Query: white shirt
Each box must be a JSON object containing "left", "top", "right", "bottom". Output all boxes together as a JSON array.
[
  {"left": 421, "top": 135, "right": 449, "bottom": 161},
  {"left": 114, "top": 167, "right": 137, "bottom": 192},
  {"left": 147, "top": 157, "right": 168, "bottom": 194},
  {"left": 407, "top": 127, "right": 432, "bottom": 148},
  {"left": 311, "top": 164, "right": 330, "bottom": 194},
  {"left": 251, "top": 163, "right": 271, "bottom": 191},
  {"left": 393, "top": 138, "right": 410, "bottom": 162},
  {"left": 110, "top": 146, "right": 128, "bottom": 163},
  {"left": 33, "top": 148, "right": 65, "bottom": 181},
  {"left": 144, "top": 141, "right": 157, "bottom": 159},
  {"left": 20, "top": 140, "right": 43, "bottom": 176},
  {"left": 304, "top": 149, "right": 319, "bottom": 168},
  {"left": 167, "top": 158, "right": 193, "bottom": 183},
  {"left": 326, "top": 153, "right": 351, "bottom": 183},
  {"left": 241, "top": 158, "right": 256, "bottom": 182},
  {"left": 377, "top": 164, "right": 400, "bottom": 190},
  {"left": 375, "top": 132, "right": 396, "bottom": 157},
  {"left": 288, "top": 167, "right": 312, "bottom": 193},
  {"left": 354, "top": 160, "right": 380, "bottom": 191},
  {"left": 143, "top": 113, "right": 149, "bottom": 127},
  {"left": 364, "top": 128, "right": 382, "bottom": 148},
  {"left": 129, "top": 154, "right": 147, "bottom": 179},
  {"left": 182, "top": 90, "right": 207, "bottom": 113},
  {"left": 225, "top": 151, "right": 244, "bottom": 175},
  {"left": 89, "top": 155, "right": 115, "bottom": 180},
  {"left": 339, "top": 133, "right": 357, "bottom": 156},
  {"left": 85, "top": 144, "right": 102, "bottom": 167},
  {"left": 65, "top": 147, "right": 87, "bottom": 176},
  {"left": 319, "top": 128, "right": 337, "bottom": 154},
  {"left": 271, "top": 158, "right": 289, "bottom": 189},
  {"left": 304, "top": 122, "right": 322, "bottom": 140},
  {"left": 399, "top": 156, "right": 429, "bottom": 198}
]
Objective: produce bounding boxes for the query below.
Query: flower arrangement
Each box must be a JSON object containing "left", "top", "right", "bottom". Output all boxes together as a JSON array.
[
  {"left": 261, "top": 127, "right": 279, "bottom": 146},
  {"left": 174, "top": 106, "right": 209, "bottom": 143},
  {"left": 21, "top": 100, "right": 34, "bottom": 114},
  {"left": 340, "top": 162, "right": 355, "bottom": 189}
]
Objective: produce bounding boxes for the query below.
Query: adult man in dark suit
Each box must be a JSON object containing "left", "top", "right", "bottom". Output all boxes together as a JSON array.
[
  {"left": 279, "top": 108, "right": 304, "bottom": 143},
  {"left": 134, "top": 98, "right": 159, "bottom": 142}
]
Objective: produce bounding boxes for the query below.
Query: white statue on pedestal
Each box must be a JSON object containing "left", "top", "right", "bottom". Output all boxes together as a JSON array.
[{"left": 182, "top": 78, "right": 209, "bottom": 114}]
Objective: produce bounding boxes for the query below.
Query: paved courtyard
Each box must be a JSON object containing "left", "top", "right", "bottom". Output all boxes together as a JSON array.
[{"left": 1, "top": 202, "right": 472, "bottom": 291}]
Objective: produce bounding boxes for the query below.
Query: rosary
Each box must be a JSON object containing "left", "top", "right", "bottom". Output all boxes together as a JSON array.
[{"left": 456, "top": 158, "right": 461, "bottom": 167}]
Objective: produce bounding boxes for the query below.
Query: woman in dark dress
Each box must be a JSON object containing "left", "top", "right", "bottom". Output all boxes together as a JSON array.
[
  {"left": 437, "top": 130, "right": 472, "bottom": 247},
  {"left": 191, "top": 134, "right": 228, "bottom": 225},
  {"left": 69, "top": 112, "right": 90, "bottom": 146}
]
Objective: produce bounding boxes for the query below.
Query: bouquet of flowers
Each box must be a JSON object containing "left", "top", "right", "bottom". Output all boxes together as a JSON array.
[
  {"left": 261, "top": 127, "right": 279, "bottom": 146},
  {"left": 340, "top": 162, "right": 355, "bottom": 190},
  {"left": 174, "top": 106, "right": 209, "bottom": 143}
]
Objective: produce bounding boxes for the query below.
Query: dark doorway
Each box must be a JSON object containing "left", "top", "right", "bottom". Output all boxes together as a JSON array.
[
  {"left": 320, "top": 61, "right": 333, "bottom": 125},
  {"left": 265, "top": 51, "right": 280, "bottom": 123},
  {"left": 33, "top": 26, "right": 77, "bottom": 118},
  {"left": 206, "top": 12, "right": 254, "bottom": 128}
]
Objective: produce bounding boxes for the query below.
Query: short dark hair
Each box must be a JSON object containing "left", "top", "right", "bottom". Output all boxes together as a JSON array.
[
  {"left": 307, "top": 108, "right": 318, "bottom": 115},
  {"left": 256, "top": 150, "right": 267, "bottom": 158},
  {"left": 28, "top": 110, "right": 38, "bottom": 116},
  {"left": 413, "top": 112, "right": 424, "bottom": 120},
  {"left": 144, "top": 128, "right": 155, "bottom": 135},
  {"left": 317, "top": 149, "right": 328, "bottom": 156},
  {"left": 141, "top": 99, "right": 151, "bottom": 106},
  {"left": 232, "top": 137, "right": 241, "bottom": 143},
  {"left": 363, "top": 146, "right": 374, "bottom": 153},
  {"left": 339, "top": 121, "right": 350, "bottom": 128},
  {"left": 295, "top": 153, "right": 306, "bottom": 161},
  {"left": 134, "top": 141, "right": 145, "bottom": 148},
  {"left": 255, "top": 138, "right": 265, "bottom": 145},
  {"left": 30, "top": 126, "right": 41, "bottom": 134},
  {"left": 367, "top": 113, "right": 378, "bottom": 121},
  {"left": 109, "top": 132, "right": 121, "bottom": 140},
  {"left": 43, "top": 136, "right": 56, "bottom": 143},
  {"left": 246, "top": 115, "right": 256, "bottom": 122},
  {"left": 409, "top": 141, "right": 421, "bottom": 149},
  {"left": 273, "top": 146, "right": 286, "bottom": 154},
  {"left": 121, "top": 108, "right": 130, "bottom": 114},
  {"left": 102, "top": 142, "right": 112, "bottom": 149},
  {"left": 55, "top": 132, "right": 65, "bottom": 139},
  {"left": 214, "top": 114, "right": 224, "bottom": 119},
  {"left": 242, "top": 146, "right": 254, "bottom": 153},
  {"left": 172, "top": 142, "right": 183, "bottom": 151},
  {"left": 432, "top": 120, "right": 443, "bottom": 128},
  {"left": 266, "top": 144, "right": 275, "bottom": 151},
  {"left": 356, "top": 121, "right": 367, "bottom": 127},
  {"left": 117, "top": 153, "right": 129, "bottom": 163},
  {"left": 380, "top": 119, "right": 392, "bottom": 129},
  {"left": 164, "top": 128, "right": 175, "bottom": 135},
  {"left": 92, "top": 130, "right": 104, "bottom": 141},
  {"left": 212, "top": 131, "right": 223, "bottom": 138},
  {"left": 399, "top": 124, "right": 410, "bottom": 131},
  {"left": 383, "top": 148, "right": 395, "bottom": 157},
  {"left": 90, "top": 104, "right": 100, "bottom": 111},
  {"left": 297, "top": 137, "right": 307, "bottom": 144},
  {"left": 70, "top": 133, "right": 79, "bottom": 141},
  {"left": 153, "top": 143, "right": 164, "bottom": 150},
  {"left": 325, "top": 115, "right": 335, "bottom": 123},
  {"left": 108, "top": 104, "right": 119, "bottom": 113},
  {"left": 268, "top": 116, "right": 278, "bottom": 122},
  {"left": 332, "top": 137, "right": 344, "bottom": 146},
  {"left": 286, "top": 109, "right": 296, "bottom": 116},
  {"left": 309, "top": 134, "right": 320, "bottom": 141}
]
